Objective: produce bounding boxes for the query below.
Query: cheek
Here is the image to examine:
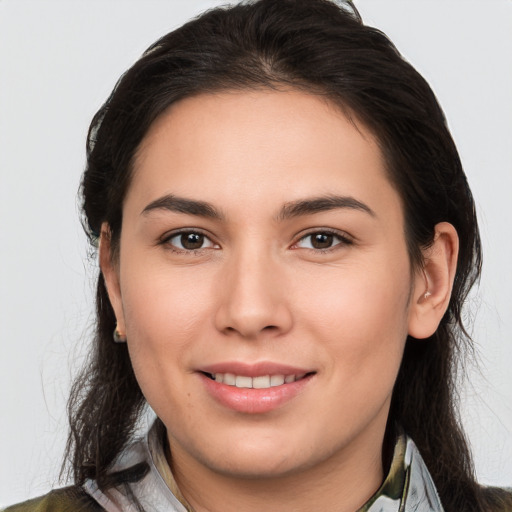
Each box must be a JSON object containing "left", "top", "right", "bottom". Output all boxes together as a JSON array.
[
  {"left": 118, "top": 259, "right": 216, "bottom": 396},
  {"left": 295, "top": 258, "right": 411, "bottom": 383},
  {"left": 120, "top": 255, "right": 216, "bottom": 340},
  {"left": 297, "top": 256, "right": 411, "bottom": 330},
  {"left": 121, "top": 283, "right": 207, "bottom": 425}
]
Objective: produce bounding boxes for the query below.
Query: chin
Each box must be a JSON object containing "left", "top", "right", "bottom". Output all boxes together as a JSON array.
[
  {"left": 206, "top": 451, "right": 311, "bottom": 480},
  {"left": 187, "top": 430, "right": 329, "bottom": 480}
]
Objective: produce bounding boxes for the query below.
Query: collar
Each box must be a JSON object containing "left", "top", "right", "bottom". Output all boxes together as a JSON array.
[{"left": 84, "top": 420, "right": 444, "bottom": 512}]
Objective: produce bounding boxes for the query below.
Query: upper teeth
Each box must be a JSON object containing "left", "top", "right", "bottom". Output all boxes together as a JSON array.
[{"left": 212, "top": 373, "right": 304, "bottom": 389}]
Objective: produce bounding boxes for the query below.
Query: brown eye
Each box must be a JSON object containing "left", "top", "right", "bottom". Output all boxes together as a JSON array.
[
  {"left": 295, "top": 231, "right": 352, "bottom": 251},
  {"left": 166, "top": 231, "right": 217, "bottom": 252},
  {"left": 181, "top": 233, "right": 204, "bottom": 249},
  {"left": 311, "top": 233, "right": 334, "bottom": 249}
]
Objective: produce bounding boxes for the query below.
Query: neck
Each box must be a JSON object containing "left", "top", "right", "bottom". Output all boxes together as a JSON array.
[{"left": 169, "top": 423, "right": 388, "bottom": 512}]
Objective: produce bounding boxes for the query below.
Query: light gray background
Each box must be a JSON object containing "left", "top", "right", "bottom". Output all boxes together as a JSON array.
[{"left": 1, "top": 0, "right": 511, "bottom": 506}]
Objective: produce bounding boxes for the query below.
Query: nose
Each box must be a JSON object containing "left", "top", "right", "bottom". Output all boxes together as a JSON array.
[{"left": 214, "top": 248, "right": 293, "bottom": 340}]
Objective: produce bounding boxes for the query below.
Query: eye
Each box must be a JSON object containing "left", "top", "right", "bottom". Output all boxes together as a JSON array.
[
  {"left": 295, "top": 230, "right": 352, "bottom": 251},
  {"left": 165, "top": 231, "right": 218, "bottom": 252}
]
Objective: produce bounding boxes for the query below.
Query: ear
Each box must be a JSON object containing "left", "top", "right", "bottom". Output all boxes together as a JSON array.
[
  {"left": 99, "top": 222, "right": 126, "bottom": 336},
  {"left": 408, "top": 222, "right": 459, "bottom": 339}
]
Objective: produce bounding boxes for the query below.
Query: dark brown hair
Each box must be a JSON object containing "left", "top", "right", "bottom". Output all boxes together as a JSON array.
[{"left": 66, "top": 1, "right": 508, "bottom": 510}]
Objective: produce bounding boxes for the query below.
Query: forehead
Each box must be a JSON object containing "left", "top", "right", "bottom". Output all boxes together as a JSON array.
[{"left": 128, "top": 89, "right": 400, "bottom": 220}]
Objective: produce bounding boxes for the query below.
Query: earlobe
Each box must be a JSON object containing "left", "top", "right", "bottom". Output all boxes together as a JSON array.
[
  {"left": 408, "top": 222, "right": 459, "bottom": 339},
  {"left": 99, "top": 222, "right": 126, "bottom": 337}
]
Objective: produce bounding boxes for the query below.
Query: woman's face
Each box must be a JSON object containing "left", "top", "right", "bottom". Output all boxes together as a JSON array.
[{"left": 104, "top": 90, "right": 425, "bottom": 480}]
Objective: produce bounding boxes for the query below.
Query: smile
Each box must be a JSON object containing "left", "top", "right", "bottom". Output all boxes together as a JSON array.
[
  {"left": 207, "top": 373, "right": 307, "bottom": 389},
  {"left": 201, "top": 369, "right": 315, "bottom": 414}
]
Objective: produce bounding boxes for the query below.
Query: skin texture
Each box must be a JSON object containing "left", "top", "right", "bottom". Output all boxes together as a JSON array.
[{"left": 101, "top": 90, "right": 458, "bottom": 512}]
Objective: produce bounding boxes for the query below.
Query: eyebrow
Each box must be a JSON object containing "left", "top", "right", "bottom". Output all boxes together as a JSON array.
[
  {"left": 276, "top": 195, "right": 375, "bottom": 221},
  {"left": 142, "top": 195, "right": 225, "bottom": 220},
  {"left": 141, "top": 193, "right": 375, "bottom": 221}
]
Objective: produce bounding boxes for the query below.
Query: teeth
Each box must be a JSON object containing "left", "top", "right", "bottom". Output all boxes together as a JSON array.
[
  {"left": 235, "top": 375, "right": 252, "bottom": 388},
  {"left": 224, "top": 373, "right": 235, "bottom": 385},
  {"left": 253, "top": 375, "right": 270, "bottom": 389},
  {"left": 270, "top": 375, "right": 285, "bottom": 386},
  {"left": 210, "top": 373, "right": 304, "bottom": 389}
]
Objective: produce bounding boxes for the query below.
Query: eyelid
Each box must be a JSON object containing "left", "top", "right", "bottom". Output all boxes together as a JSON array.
[
  {"left": 292, "top": 228, "right": 354, "bottom": 251},
  {"left": 158, "top": 227, "right": 353, "bottom": 253},
  {"left": 160, "top": 228, "right": 219, "bottom": 252}
]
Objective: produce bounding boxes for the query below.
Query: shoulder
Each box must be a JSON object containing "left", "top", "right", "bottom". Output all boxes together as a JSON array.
[{"left": 3, "top": 486, "right": 104, "bottom": 512}]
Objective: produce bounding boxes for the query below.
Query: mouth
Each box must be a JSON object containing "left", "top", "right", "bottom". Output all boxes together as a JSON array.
[
  {"left": 202, "top": 371, "right": 312, "bottom": 389},
  {"left": 198, "top": 362, "right": 316, "bottom": 413},
  {"left": 198, "top": 365, "right": 316, "bottom": 414}
]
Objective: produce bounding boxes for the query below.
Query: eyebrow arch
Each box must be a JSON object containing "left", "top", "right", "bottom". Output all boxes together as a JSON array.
[
  {"left": 276, "top": 195, "right": 375, "bottom": 221},
  {"left": 141, "top": 194, "right": 224, "bottom": 220}
]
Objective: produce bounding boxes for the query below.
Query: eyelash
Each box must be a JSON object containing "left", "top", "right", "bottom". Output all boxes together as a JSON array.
[
  {"left": 293, "top": 229, "right": 354, "bottom": 253},
  {"left": 160, "top": 228, "right": 353, "bottom": 255},
  {"left": 160, "top": 229, "right": 218, "bottom": 254}
]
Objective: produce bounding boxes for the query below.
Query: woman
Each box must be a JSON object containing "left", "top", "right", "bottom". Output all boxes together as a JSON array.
[{"left": 5, "top": 0, "right": 511, "bottom": 511}]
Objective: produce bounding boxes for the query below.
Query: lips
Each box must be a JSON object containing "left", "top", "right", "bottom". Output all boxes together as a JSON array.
[{"left": 198, "top": 362, "right": 315, "bottom": 414}]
